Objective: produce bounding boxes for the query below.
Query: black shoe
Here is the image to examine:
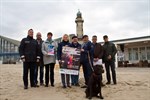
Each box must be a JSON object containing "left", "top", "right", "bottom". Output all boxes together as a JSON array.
[
  {"left": 62, "top": 85, "right": 66, "bottom": 88},
  {"left": 45, "top": 84, "right": 48, "bottom": 87},
  {"left": 40, "top": 83, "right": 44, "bottom": 86},
  {"left": 51, "top": 84, "right": 55, "bottom": 87},
  {"left": 71, "top": 83, "right": 74, "bottom": 86},
  {"left": 106, "top": 82, "right": 111, "bottom": 85},
  {"left": 67, "top": 85, "right": 71, "bottom": 88},
  {"left": 114, "top": 82, "right": 117, "bottom": 85},
  {"left": 24, "top": 86, "right": 28, "bottom": 89},
  {"left": 75, "top": 83, "right": 80, "bottom": 86},
  {"left": 35, "top": 84, "right": 39, "bottom": 87},
  {"left": 101, "top": 83, "right": 105, "bottom": 87},
  {"left": 81, "top": 85, "right": 87, "bottom": 88},
  {"left": 31, "top": 84, "right": 39, "bottom": 88}
]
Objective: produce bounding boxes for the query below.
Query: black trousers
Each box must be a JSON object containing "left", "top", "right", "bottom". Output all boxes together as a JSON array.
[
  {"left": 34, "top": 61, "right": 44, "bottom": 84},
  {"left": 104, "top": 61, "right": 117, "bottom": 83},
  {"left": 45, "top": 63, "right": 55, "bottom": 85},
  {"left": 81, "top": 61, "right": 92, "bottom": 85},
  {"left": 23, "top": 62, "right": 36, "bottom": 87}
]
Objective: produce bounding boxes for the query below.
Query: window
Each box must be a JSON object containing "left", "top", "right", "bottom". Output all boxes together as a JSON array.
[
  {"left": 133, "top": 48, "right": 138, "bottom": 60},
  {"left": 128, "top": 48, "right": 132, "bottom": 60},
  {"left": 147, "top": 46, "right": 150, "bottom": 60},
  {"left": 139, "top": 47, "right": 146, "bottom": 60}
]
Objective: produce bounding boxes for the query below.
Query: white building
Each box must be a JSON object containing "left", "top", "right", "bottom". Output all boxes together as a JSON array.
[{"left": 113, "top": 36, "right": 150, "bottom": 67}]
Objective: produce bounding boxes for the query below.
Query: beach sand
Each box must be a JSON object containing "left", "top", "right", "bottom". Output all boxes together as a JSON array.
[{"left": 0, "top": 64, "right": 150, "bottom": 100}]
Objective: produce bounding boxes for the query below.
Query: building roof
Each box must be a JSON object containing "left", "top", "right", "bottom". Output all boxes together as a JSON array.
[
  {"left": 111, "top": 36, "right": 150, "bottom": 42},
  {"left": 100, "top": 36, "right": 150, "bottom": 44},
  {"left": 0, "top": 35, "right": 20, "bottom": 46}
]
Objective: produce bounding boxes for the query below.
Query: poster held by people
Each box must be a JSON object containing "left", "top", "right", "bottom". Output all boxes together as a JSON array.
[{"left": 59, "top": 46, "right": 81, "bottom": 75}]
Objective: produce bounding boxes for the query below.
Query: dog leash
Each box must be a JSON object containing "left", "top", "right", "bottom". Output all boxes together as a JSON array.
[{"left": 87, "top": 51, "right": 94, "bottom": 72}]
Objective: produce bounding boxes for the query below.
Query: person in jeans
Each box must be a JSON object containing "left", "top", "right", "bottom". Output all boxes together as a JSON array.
[
  {"left": 42, "top": 32, "right": 57, "bottom": 87},
  {"left": 102, "top": 35, "right": 117, "bottom": 85},
  {"left": 69, "top": 36, "right": 81, "bottom": 86},
  {"left": 19, "top": 29, "right": 40, "bottom": 89},
  {"left": 34, "top": 32, "right": 44, "bottom": 86},
  {"left": 57, "top": 34, "right": 71, "bottom": 88}
]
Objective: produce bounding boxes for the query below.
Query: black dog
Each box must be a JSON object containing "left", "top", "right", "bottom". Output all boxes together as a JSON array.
[{"left": 85, "top": 65, "right": 104, "bottom": 99}]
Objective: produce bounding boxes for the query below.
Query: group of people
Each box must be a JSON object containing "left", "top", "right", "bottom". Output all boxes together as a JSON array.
[{"left": 19, "top": 29, "right": 117, "bottom": 90}]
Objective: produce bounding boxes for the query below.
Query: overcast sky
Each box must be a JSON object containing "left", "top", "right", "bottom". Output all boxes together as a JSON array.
[{"left": 0, "top": 0, "right": 149, "bottom": 42}]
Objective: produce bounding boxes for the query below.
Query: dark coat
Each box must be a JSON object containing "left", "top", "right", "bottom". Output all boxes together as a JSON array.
[
  {"left": 69, "top": 42, "right": 81, "bottom": 49},
  {"left": 81, "top": 41, "right": 94, "bottom": 63},
  {"left": 92, "top": 43, "right": 103, "bottom": 59},
  {"left": 57, "top": 40, "right": 70, "bottom": 60},
  {"left": 69, "top": 42, "right": 81, "bottom": 67},
  {"left": 36, "top": 39, "right": 44, "bottom": 65},
  {"left": 19, "top": 35, "right": 40, "bottom": 62},
  {"left": 36, "top": 39, "right": 44, "bottom": 59},
  {"left": 102, "top": 41, "right": 117, "bottom": 62}
]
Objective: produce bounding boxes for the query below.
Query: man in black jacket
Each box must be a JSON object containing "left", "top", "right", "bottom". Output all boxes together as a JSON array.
[
  {"left": 19, "top": 29, "right": 40, "bottom": 89},
  {"left": 34, "top": 32, "right": 44, "bottom": 86},
  {"left": 103, "top": 35, "right": 117, "bottom": 85},
  {"left": 92, "top": 35, "right": 105, "bottom": 86}
]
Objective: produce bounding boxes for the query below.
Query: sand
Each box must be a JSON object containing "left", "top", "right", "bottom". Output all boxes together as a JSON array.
[{"left": 0, "top": 64, "right": 150, "bottom": 100}]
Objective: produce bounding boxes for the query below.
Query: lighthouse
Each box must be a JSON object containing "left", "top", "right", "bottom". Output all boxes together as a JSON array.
[{"left": 75, "top": 10, "right": 84, "bottom": 41}]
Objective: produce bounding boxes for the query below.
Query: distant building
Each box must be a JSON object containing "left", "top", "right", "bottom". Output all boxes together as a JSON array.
[
  {"left": 113, "top": 36, "right": 150, "bottom": 67},
  {"left": 0, "top": 35, "right": 20, "bottom": 64}
]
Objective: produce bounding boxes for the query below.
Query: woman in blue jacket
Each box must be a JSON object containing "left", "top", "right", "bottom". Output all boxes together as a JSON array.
[{"left": 57, "top": 34, "right": 71, "bottom": 88}]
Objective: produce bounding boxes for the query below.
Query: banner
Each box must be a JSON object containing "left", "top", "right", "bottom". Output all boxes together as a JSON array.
[{"left": 59, "top": 46, "right": 81, "bottom": 75}]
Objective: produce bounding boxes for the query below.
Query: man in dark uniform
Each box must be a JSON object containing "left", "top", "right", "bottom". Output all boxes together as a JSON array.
[
  {"left": 80, "top": 35, "right": 94, "bottom": 88},
  {"left": 19, "top": 29, "right": 40, "bottom": 89},
  {"left": 103, "top": 35, "right": 117, "bottom": 85}
]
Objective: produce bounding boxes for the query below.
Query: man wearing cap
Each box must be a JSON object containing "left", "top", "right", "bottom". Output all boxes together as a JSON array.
[
  {"left": 19, "top": 29, "right": 40, "bottom": 89},
  {"left": 80, "top": 35, "right": 94, "bottom": 88},
  {"left": 69, "top": 36, "right": 81, "bottom": 86},
  {"left": 103, "top": 35, "right": 117, "bottom": 85}
]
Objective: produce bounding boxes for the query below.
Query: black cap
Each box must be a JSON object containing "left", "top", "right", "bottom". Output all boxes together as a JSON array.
[
  {"left": 82, "top": 35, "right": 88, "bottom": 39},
  {"left": 72, "top": 36, "right": 78, "bottom": 39}
]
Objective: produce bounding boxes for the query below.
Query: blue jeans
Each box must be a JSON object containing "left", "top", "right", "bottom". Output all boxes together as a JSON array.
[{"left": 71, "top": 75, "right": 79, "bottom": 85}]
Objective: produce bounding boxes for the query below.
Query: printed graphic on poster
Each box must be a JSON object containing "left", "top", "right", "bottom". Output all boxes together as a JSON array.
[
  {"left": 47, "top": 44, "right": 54, "bottom": 55},
  {"left": 59, "top": 46, "right": 81, "bottom": 75}
]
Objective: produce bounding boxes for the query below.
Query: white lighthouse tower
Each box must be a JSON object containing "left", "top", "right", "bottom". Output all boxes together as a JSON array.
[{"left": 75, "top": 10, "right": 84, "bottom": 41}]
